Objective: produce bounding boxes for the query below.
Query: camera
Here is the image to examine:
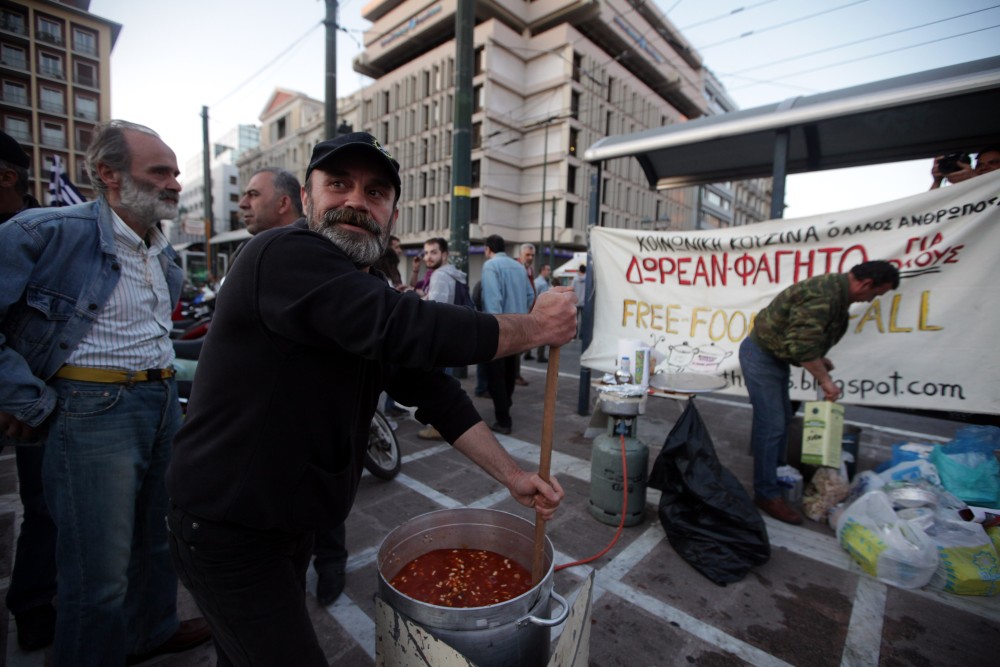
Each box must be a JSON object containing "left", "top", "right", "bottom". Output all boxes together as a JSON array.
[{"left": 938, "top": 153, "right": 971, "bottom": 174}]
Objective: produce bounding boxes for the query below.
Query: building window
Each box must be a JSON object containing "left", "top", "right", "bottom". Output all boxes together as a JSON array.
[
  {"left": 74, "top": 92, "right": 98, "bottom": 120},
  {"left": 74, "top": 60, "right": 97, "bottom": 87},
  {"left": 470, "top": 196, "right": 479, "bottom": 224},
  {"left": 569, "top": 128, "right": 579, "bottom": 156},
  {"left": 566, "top": 201, "right": 575, "bottom": 229},
  {"left": 38, "top": 52, "right": 63, "bottom": 79},
  {"left": 41, "top": 121, "right": 65, "bottom": 148},
  {"left": 4, "top": 115, "right": 30, "bottom": 142},
  {"left": 75, "top": 158, "right": 90, "bottom": 185},
  {"left": 274, "top": 116, "right": 287, "bottom": 140},
  {"left": 72, "top": 27, "right": 97, "bottom": 55},
  {"left": 2, "top": 80, "right": 27, "bottom": 105},
  {"left": 1, "top": 44, "right": 26, "bottom": 69},
  {"left": 473, "top": 84, "right": 483, "bottom": 112},
  {"left": 470, "top": 159, "right": 480, "bottom": 188},
  {"left": 40, "top": 86, "right": 64, "bottom": 114},
  {"left": 75, "top": 124, "right": 93, "bottom": 150},
  {"left": 229, "top": 175, "right": 237, "bottom": 185},
  {"left": 471, "top": 122, "right": 481, "bottom": 149},
  {"left": 567, "top": 164, "right": 577, "bottom": 194},
  {"left": 37, "top": 16, "right": 62, "bottom": 45},
  {"left": 572, "top": 52, "right": 582, "bottom": 82},
  {"left": 229, "top": 193, "right": 239, "bottom": 202},
  {"left": 570, "top": 91, "right": 580, "bottom": 120},
  {"left": 473, "top": 47, "right": 484, "bottom": 76},
  {"left": 2, "top": 10, "right": 26, "bottom": 34}
]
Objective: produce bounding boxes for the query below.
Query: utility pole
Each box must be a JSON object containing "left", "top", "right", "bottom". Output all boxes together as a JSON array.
[
  {"left": 450, "top": 0, "right": 473, "bottom": 378},
  {"left": 324, "top": 0, "right": 338, "bottom": 135},
  {"left": 450, "top": 0, "right": 472, "bottom": 274},
  {"left": 201, "top": 105, "right": 213, "bottom": 281},
  {"left": 538, "top": 119, "right": 549, "bottom": 273}
]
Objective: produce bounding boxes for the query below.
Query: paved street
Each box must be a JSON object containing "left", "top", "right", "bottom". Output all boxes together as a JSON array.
[{"left": 2, "top": 339, "right": 998, "bottom": 666}]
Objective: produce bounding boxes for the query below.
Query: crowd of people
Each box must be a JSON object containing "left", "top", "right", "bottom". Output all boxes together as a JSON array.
[
  {"left": 1, "top": 114, "right": 970, "bottom": 662},
  {"left": 0, "top": 125, "right": 575, "bottom": 665}
]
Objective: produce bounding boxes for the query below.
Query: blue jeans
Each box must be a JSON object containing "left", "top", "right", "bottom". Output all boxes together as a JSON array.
[
  {"left": 42, "top": 377, "right": 181, "bottom": 666},
  {"left": 739, "top": 337, "right": 793, "bottom": 500}
]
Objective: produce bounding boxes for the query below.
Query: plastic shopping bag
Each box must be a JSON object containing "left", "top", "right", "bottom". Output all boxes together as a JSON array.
[
  {"left": 927, "top": 519, "right": 1000, "bottom": 596},
  {"left": 836, "top": 490, "right": 938, "bottom": 589},
  {"left": 930, "top": 444, "right": 1000, "bottom": 508}
]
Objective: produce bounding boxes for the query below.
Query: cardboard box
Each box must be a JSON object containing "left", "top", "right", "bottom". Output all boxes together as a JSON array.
[{"left": 801, "top": 401, "right": 844, "bottom": 467}]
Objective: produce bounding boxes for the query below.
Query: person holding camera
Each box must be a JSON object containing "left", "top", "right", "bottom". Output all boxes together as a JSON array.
[{"left": 930, "top": 147, "right": 1000, "bottom": 189}]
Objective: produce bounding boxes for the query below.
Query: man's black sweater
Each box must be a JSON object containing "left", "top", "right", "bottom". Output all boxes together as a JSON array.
[{"left": 167, "top": 226, "right": 499, "bottom": 533}]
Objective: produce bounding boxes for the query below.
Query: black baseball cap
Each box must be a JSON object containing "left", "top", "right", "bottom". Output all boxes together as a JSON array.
[
  {"left": 306, "top": 132, "right": 401, "bottom": 198},
  {"left": 0, "top": 130, "right": 29, "bottom": 169}
]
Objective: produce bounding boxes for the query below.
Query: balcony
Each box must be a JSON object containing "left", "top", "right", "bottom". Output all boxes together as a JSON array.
[
  {"left": 4, "top": 127, "right": 31, "bottom": 143},
  {"left": 0, "top": 53, "right": 27, "bottom": 71},
  {"left": 40, "top": 133, "right": 66, "bottom": 149},
  {"left": 38, "top": 66, "right": 65, "bottom": 81},
  {"left": 40, "top": 100, "right": 66, "bottom": 115},
  {"left": 74, "top": 74, "right": 97, "bottom": 88},
  {"left": 1, "top": 17, "right": 27, "bottom": 36},
  {"left": 72, "top": 40, "right": 97, "bottom": 57},
  {"left": 36, "top": 31, "right": 64, "bottom": 47},
  {"left": 0, "top": 91, "right": 28, "bottom": 106}
]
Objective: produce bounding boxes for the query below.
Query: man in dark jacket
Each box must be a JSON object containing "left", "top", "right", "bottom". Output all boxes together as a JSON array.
[
  {"left": 166, "top": 132, "right": 576, "bottom": 665},
  {"left": 739, "top": 261, "right": 900, "bottom": 524}
]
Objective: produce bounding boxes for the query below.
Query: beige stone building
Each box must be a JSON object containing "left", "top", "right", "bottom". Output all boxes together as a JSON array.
[
  {"left": 236, "top": 88, "right": 363, "bottom": 189},
  {"left": 0, "top": 0, "right": 118, "bottom": 202},
  {"left": 239, "top": 0, "right": 771, "bottom": 278}
]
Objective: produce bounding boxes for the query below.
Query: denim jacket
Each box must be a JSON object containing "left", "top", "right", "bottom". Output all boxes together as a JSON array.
[
  {"left": 481, "top": 252, "right": 534, "bottom": 315},
  {"left": 0, "top": 198, "right": 183, "bottom": 428}
]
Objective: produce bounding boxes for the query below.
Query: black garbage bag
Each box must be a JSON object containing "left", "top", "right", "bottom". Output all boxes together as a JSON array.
[{"left": 648, "top": 401, "right": 770, "bottom": 585}]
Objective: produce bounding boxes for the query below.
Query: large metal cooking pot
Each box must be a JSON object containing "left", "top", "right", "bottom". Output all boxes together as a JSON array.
[{"left": 377, "top": 508, "right": 569, "bottom": 667}]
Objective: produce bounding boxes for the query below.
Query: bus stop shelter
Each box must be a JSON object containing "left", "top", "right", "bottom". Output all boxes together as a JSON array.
[{"left": 576, "top": 56, "right": 1000, "bottom": 412}]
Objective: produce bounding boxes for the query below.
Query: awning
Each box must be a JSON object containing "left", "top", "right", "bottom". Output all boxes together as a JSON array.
[
  {"left": 583, "top": 56, "right": 1000, "bottom": 189},
  {"left": 553, "top": 252, "right": 589, "bottom": 279},
  {"left": 209, "top": 229, "right": 251, "bottom": 244}
]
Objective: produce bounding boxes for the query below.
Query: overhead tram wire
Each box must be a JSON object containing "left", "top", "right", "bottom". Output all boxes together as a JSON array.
[
  {"left": 678, "top": 0, "right": 781, "bottom": 30},
  {"left": 698, "top": 0, "right": 871, "bottom": 50},
  {"left": 723, "top": 4, "right": 1000, "bottom": 76},
  {"left": 209, "top": 20, "right": 323, "bottom": 109},
  {"left": 726, "top": 23, "right": 1000, "bottom": 92}
]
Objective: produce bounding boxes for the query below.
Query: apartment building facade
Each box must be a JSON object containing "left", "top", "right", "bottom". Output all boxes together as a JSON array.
[
  {"left": 350, "top": 0, "right": 771, "bottom": 270},
  {"left": 0, "top": 0, "right": 118, "bottom": 202}
]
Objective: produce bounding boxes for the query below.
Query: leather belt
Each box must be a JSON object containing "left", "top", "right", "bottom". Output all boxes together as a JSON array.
[{"left": 54, "top": 365, "right": 175, "bottom": 384}]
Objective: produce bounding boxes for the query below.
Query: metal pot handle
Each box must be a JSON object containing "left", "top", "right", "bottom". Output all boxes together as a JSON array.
[{"left": 518, "top": 590, "right": 569, "bottom": 628}]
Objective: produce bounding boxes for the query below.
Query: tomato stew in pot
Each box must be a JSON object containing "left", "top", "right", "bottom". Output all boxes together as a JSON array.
[{"left": 389, "top": 548, "right": 533, "bottom": 607}]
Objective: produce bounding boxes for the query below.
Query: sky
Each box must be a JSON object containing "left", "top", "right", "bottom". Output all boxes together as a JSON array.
[{"left": 88, "top": 0, "right": 1000, "bottom": 219}]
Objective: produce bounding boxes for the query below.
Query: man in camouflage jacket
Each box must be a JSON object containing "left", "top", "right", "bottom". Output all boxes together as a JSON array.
[{"left": 739, "top": 261, "right": 900, "bottom": 524}]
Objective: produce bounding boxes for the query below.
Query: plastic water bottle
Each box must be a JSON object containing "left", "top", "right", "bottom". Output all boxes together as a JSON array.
[{"left": 614, "top": 355, "right": 633, "bottom": 384}]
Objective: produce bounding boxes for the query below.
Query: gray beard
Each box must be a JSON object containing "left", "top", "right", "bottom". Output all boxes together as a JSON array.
[
  {"left": 119, "top": 175, "right": 178, "bottom": 226},
  {"left": 309, "top": 207, "right": 389, "bottom": 266}
]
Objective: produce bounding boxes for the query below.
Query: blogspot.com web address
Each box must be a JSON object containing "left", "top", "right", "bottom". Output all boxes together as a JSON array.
[{"left": 791, "top": 370, "right": 966, "bottom": 401}]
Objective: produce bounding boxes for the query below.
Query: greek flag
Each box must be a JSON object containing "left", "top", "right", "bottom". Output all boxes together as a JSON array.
[{"left": 47, "top": 155, "right": 85, "bottom": 206}]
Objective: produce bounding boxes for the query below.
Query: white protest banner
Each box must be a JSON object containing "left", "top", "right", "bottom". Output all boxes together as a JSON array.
[{"left": 581, "top": 171, "right": 1000, "bottom": 414}]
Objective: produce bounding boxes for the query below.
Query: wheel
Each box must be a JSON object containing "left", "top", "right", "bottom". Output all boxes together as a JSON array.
[{"left": 365, "top": 411, "right": 402, "bottom": 480}]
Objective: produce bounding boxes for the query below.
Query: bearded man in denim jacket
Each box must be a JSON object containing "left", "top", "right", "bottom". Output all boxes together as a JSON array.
[{"left": 0, "top": 120, "right": 209, "bottom": 665}]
